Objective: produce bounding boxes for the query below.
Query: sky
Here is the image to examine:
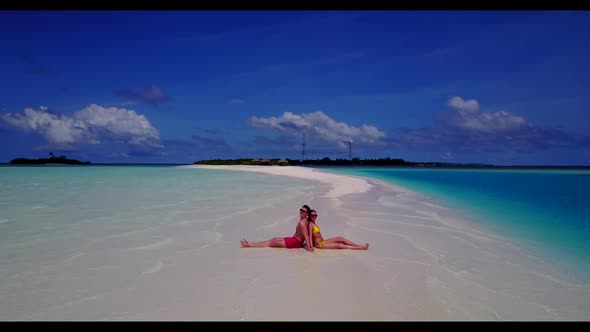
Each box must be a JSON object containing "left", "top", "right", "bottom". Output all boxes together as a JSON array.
[{"left": 0, "top": 10, "right": 589, "bottom": 165}]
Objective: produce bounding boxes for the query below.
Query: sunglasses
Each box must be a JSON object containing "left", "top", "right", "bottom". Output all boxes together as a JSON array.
[
  {"left": 310, "top": 214, "right": 318, "bottom": 217},
  {"left": 299, "top": 209, "right": 307, "bottom": 213}
]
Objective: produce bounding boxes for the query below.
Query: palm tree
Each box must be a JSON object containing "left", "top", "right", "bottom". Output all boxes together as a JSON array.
[{"left": 49, "top": 152, "right": 55, "bottom": 158}]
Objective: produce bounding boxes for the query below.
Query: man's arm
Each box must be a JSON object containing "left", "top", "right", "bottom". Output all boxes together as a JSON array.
[{"left": 298, "top": 219, "right": 314, "bottom": 252}]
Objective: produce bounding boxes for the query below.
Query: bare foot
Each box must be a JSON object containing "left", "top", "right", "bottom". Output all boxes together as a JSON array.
[
  {"left": 361, "top": 243, "right": 369, "bottom": 250},
  {"left": 240, "top": 239, "right": 251, "bottom": 248}
]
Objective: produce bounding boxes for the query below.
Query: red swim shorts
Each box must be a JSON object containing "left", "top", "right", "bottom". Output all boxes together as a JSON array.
[{"left": 283, "top": 236, "right": 303, "bottom": 249}]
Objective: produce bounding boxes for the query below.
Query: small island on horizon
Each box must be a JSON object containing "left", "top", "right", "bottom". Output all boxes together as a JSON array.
[
  {"left": 10, "top": 152, "right": 92, "bottom": 165},
  {"left": 194, "top": 157, "right": 494, "bottom": 167}
]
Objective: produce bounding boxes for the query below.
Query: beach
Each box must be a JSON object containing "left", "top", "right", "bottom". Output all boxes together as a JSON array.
[
  {"left": 2, "top": 164, "right": 590, "bottom": 320},
  {"left": 178, "top": 165, "right": 590, "bottom": 320}
]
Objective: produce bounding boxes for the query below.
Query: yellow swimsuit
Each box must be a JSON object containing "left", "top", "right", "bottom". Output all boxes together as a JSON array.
[
  {"left": 313, "top": 223, "right": 326, "bottom": 248},
  {"left": 313, "top": 223, "right": 321, "bottom": 234}
]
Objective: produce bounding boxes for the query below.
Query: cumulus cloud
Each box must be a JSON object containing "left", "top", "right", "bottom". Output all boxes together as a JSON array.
[
  {"left": 249, "top": 111, "right": 385, "bottom": 149},
  {"left": 447, "top": 96, "right": 479, "bottom": 112},
  {"left": 1, "top": 106, "right": 89, "bottom": 145},
  {"left": 392, "top": 96, "right": 585, "bottom": 154},
  {"left": 444, "top": 96, "right": 529, "bottom": 133},
  {"left": 117, "top": 85, "right": 171, "bottom": 106},
  {"left": 1, "top": 104, "right": 163, "bottom": 152}
]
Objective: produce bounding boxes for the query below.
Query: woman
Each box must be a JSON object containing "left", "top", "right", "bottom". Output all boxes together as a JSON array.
[
  {"left": 240, "top": 204, "right": 315, "bottom": 252},
  {"left": 307, "top": 209, "right": 369, "bottom": 250}
]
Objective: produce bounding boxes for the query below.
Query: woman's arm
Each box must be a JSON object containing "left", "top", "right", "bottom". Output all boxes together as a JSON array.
[{"left": 307, "top": 222, "right": 315, "bottom": 249}]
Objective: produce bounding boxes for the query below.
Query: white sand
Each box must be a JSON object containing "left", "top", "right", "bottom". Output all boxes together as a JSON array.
[
  {"left": 172, "top": 165, "right": 590, "bottom": 321},
  {"left": 184, "top": 165, "right": 374, "bottom": 198}
]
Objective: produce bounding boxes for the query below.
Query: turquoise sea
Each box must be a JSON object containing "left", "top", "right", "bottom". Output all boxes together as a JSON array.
[
  {"left": 321, "top": 167, "right": 590, "bottom": 278},
  {"left": 0, "top": 165, "right": 314, "bottom": 242},
  {"left": 0, "top": 164, "right": 324, "bottom": 320}
]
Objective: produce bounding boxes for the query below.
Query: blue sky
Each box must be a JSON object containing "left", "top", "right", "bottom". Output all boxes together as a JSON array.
[{"left": 1, "top": 10, "right": 589, "bottom": 165}]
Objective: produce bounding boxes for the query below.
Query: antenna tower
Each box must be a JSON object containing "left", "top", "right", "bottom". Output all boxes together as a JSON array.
[{"left": 301, "top": 132, "right": 306, "bottom": 161}]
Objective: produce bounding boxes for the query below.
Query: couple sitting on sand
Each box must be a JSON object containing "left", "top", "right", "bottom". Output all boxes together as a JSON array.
[{"left": 240, "top": 204, "right": 369, "bottom": 251}]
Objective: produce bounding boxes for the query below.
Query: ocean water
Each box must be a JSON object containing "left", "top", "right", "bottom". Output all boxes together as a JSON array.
[
  {"left": 0, "top": 165, "right": 319, "bottom": 320},
  {"left": 321, "top": 167, "right": 590, "bottom": 279},
  {"left": 0, "top": 165, "right": 309, "bottom": 232}
]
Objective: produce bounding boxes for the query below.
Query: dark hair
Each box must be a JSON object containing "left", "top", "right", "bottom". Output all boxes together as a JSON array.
[{"left": 301, "top": 204, "right": 311, "bottom": 213}]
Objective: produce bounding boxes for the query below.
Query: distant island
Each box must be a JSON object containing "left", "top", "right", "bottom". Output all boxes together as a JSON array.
[
  {"left": 10, "top": 152, "right": 92, "bottom": 165},
  {"left": 194, "top": 157, "right": 493, "bottom": 167}
]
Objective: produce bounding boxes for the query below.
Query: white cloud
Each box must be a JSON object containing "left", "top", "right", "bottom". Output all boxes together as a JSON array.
[
  {"left": 1, "top": 106, "right": 88, "bottom": 144},
  {"left": 1, "top": 104, "right": 163, "bottom": 149},
  {"left": 392, "top": 96, "right": 583, "bottom": 155},
  {"left": 448, "top": 96, "right": 480, "bottom": 113},
  {"left": 249, "top": 111, "right": 385, "bottom": 148},
  {"left": 445, "top": 96, "right": 529, "bottom": 133}
]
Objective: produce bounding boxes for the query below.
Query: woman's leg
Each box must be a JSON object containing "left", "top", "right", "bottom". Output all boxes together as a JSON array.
[
  {"left": 320, "top": 242, "right": 369, "bottom": 250},
  {"left": 324, "top": 236, "right": 363, "bottom": 247},
  {"left": 241, "top": 237, "right": 287, "bottom": 248}
]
